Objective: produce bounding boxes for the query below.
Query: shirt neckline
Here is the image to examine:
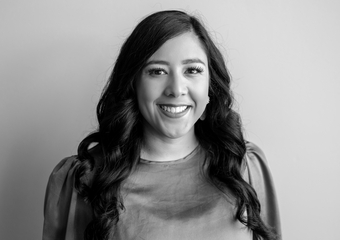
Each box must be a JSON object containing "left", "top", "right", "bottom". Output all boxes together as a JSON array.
[{"left": 139, "top": 145, "right": 200, "bottom": 165}]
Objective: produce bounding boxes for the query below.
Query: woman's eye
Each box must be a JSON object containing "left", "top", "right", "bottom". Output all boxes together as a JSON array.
[
  {"left": 148, "top": 68, "right": 167, "bottom": 76},
  {"left": 186, "top": 66, "right": 204, "bottom": 74}
]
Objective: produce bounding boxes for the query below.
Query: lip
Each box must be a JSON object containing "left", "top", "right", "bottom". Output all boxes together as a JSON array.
[{"left": 157, "top": 104, "right": 191, "bottom": 118}]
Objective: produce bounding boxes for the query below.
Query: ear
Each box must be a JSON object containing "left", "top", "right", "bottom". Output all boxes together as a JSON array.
[
  {"left": 200, "top": 97, "right": 210, "bottom": 121},
  {"left": 200, "top": 110, "right": 206, "bottom": 121}
]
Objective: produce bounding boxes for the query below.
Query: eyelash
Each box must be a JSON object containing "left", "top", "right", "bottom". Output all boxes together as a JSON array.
[
  {"left": 147, "top": 66, "right": 204, "bottom": 76},
  {"left": 148, "top": 68, "right": 166, "bottom": 75},
  {"left": 186, "top": 66, "right": 204, "bottom": 74}
]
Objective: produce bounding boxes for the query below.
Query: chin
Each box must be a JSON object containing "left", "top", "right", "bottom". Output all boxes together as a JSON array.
[{"left": 162, "top": 128, "right": 192, "bottom": 139}]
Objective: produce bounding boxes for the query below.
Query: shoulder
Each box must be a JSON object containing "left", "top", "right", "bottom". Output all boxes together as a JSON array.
[
  {"left": 244, "top": 141, "right": 272, "bottom": 182},
  {"left": 51, "top": 155, "right": 80, "bottom": 174},
  {"left": 46, "top": 147, "right": 102, "bottom": 192},
  {"left": 244, "top": 141, "right": 272, "bottom": 186},
  {"left": 44, "top": 156, "right": 81, "bottom": 205},
  {"left": 48, "top": 144, "right": 103, "bottom": 186},
  {"left": 47, "top": 156, "right": 80, "bottom": 185},
  {"left": 246, "top": 141, "right": 268, "bottom": 165}
]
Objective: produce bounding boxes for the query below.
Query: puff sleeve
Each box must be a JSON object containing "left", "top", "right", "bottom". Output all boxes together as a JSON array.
[
  {"left": 43, "top": 157, "right": 93, "bottom": 240},
  {"left": 244, "top": 142, "right": 282, "bottom": 240}
]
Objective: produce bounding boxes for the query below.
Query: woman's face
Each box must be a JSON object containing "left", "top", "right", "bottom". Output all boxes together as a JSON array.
[{"left": 136, "top": 31, "right": 209, "bottom": 141}]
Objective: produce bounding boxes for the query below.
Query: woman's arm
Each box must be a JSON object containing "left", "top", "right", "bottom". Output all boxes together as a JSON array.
[
  {"left": 43, "top": 156, "right": 92, "bottom": 240},
  {"left": 244, "top": 142, "right": 282, "bottom": 240}
]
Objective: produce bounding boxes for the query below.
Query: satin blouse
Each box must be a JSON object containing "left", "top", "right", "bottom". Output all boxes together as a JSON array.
[{"left": 43, "top": 142, "right": 281, "bottom": 240}]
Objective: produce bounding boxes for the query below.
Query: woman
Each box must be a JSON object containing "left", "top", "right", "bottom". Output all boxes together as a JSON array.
[{"left": 43, "top": 10, "right": 281, "bottom": 240}]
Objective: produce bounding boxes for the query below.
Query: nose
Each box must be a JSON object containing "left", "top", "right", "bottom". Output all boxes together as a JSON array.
[{"left": 164, "top": 71, "right": 188, "bottom": 97}]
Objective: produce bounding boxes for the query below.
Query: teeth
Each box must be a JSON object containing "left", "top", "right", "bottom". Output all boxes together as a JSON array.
[{"left": 160, "top": 105, "right": 188, "bottom": 113}]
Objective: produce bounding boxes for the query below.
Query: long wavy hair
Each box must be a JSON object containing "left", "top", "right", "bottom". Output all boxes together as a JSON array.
[{"left": 75, "top": 10, "right": 276, "bottom": 240}]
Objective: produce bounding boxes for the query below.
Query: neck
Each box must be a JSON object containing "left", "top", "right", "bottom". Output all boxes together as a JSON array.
[{"left": 141, "top": 131, "right": 199, "bottom": 162}]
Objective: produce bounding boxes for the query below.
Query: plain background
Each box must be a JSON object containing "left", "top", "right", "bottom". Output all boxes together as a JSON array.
[{"left": 1, "top": 0, "right": 339, "bottom": 239}]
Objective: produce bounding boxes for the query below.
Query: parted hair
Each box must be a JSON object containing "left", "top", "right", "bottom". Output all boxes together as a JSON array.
[{"left": 75, "top": 10, "right": 276, "bottom": 240}]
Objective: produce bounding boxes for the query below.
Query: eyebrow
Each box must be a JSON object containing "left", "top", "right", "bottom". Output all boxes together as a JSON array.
[
  {"left": 182, "top": 58, "right": 206, "bottom": 65},
  {"left": 145, "top": 58, "right": 206, "bottom": 67}
]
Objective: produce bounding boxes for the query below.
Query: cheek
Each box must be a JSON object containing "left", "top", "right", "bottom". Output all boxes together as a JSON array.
[
  {"left": 137, "top": 80, "right": 152, "bottom": 104},
  {"left": 136, "top": 80, "right": 161, "bottom": 117},
  {"left": 137, "top": 78, "right": 162, "bottom": 100},
  {"left": 191, "top": 82, "right": 209, "bottom": 113},
  {"left": 197, "top": 80, "right": 210, "bottom": 102}
]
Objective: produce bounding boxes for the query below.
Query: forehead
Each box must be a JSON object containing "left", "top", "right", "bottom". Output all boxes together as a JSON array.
[{"left": 147, "top": 31, "right": 208, "bottom": 63}]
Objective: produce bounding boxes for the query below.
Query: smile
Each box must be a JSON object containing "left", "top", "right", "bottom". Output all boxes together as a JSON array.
[{"left": 159, "top": 105, "right": 189, "bottom": 113}]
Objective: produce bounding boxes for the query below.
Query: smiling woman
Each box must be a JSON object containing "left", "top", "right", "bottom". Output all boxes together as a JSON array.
[{"left": 43, "top": 10, "right": 281, "bottom": 240}]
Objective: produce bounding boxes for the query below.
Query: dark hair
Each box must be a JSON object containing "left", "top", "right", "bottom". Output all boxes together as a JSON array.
[{"left": 75, "top": 10, "right": 276, "bottom": 240}]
